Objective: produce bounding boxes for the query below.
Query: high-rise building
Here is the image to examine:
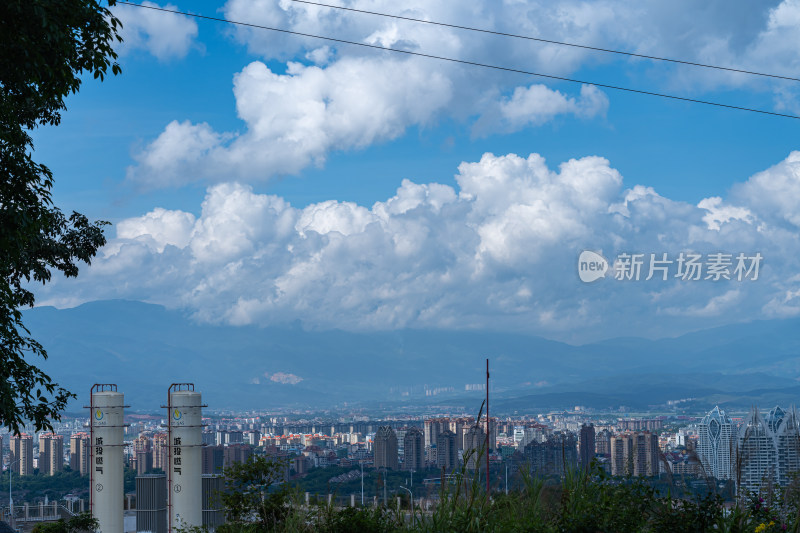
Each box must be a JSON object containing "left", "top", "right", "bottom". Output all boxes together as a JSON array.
[
  {"left": 244, "top": 430, "right": 261, "bottom": 446},
  {"left": 776, "top": 407, "right": 800, "bottom": 487},
  {"left": 610, "top": 434, "right": 632, "bottom": 476},
  {"left": 737, "top": 406, "right": 778, "bottom": 494},
  {"left": 449, "top": 418, "right": 470, "bottom": 450},
  {"left": 374, "top": 426, "right": 399, "bottom": 470},
  {"left": 579, "top": 424, "right": 596, "bottom": 470},
  {"left": 424, "top": 419, "right": 444, "bottom": 448},
  {"left": 202, "top": 431, "right": 216, "bottom": 446},
  {"left": 395, "top": 429, "right": 407, "bottom": 460},
  {"left": 135, "top": 451, "right": 154, "bottom": 476},
  {"left": 134, "top": 434, "right": 152, "bottom": 454},
  {"left": 70, "top": 433, "right": 90, "bottom": 475},
  {"left": 436, "top": 430, "right": 458, "bottom": 471},
  {"left": 403, "top": 427, "right": 424, "bottom": 471},
  {"left": 595, "top": 429, "right": 612, "bottom": 455},
  {"left": 39, "top": 433, "right": 64, "bottom": 475},
  {"left": 480, "top": 418, "right": 497, "bottom": 451},
  {"left": 767, "top": 406, "right": 786, "bottom": 434},
  {"left": 609, "top": 432, "right": 659, "bottom": 477},
  {"left": 202, "top": 445, "right": 225, "bottom": 475},
  {"left": 522, "top": 432, "right": 578, "bottom": 477},
  {"left": 224, "top": 444, "right": 253, "bottom": 469},
  {"left": 618, "top": 419, "right": 664, "bottom": 432},
  {"left": 133, "top": 435, "right": 153, "bottom": 475},
  {"left": 632, "top": 432, "right": 660, "bottom": 477},
  {"left": 10, "top": 434, "right": 33, "bottom": 476},
  {"left": 152, "top": 433, "right": 168, "bottom": 471},
  {"left": 463, "top": 425, "right": 485, "bottom": 471},
  {"left": 226, "top": 431, "right": 244, "bottom": 445},
  {"left": 697, "top": 406, "right": 734, "bottom": 481}
]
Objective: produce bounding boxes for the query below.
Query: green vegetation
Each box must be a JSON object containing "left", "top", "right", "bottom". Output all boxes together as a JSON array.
[
  {"left": 0, "top": 466, "right": 135, "bottom": 502},
  {"left": 179, "top": 456, "right": 800, "bottom": 533},
  {"left": 0, "top": 0, "right": 120, "bottom": 434},
  {"left": 2, "top": 469, "right": 88, "bottom": 502},
  {"left": 31, "top": 513, "right": 98, "bottom": 533},
  {"left": 222, "top": 456, "right": 292, "bottom": 527},
  {"left": 292, "top": 465, "right": 426, "bottom": 501}
]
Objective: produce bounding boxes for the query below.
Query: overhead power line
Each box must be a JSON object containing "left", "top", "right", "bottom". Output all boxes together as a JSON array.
[
  {"left": 116, "top": 2, "right": 800, "bottom": 120},
  {"left": 293, "top": 0, "right": 800, "bottom": 84}
]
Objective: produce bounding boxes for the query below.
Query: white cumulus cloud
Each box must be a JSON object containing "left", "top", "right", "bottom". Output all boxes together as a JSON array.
[
  {"left": 113, "top": 1, "right": 199, "bottom": 61},
  {"left": 128, "top": 57, "right": 455, "bottom": 187},
  {"left": 37, "top": 151, "right": 800, "bottom": 341},
  {"left": 129, "top": 0, "right": 800, "bottom": 188}
]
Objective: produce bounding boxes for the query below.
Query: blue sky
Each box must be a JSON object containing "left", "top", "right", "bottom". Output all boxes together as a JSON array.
[{"left": 31, "top": 0, "right": 800, "bottom": 342}]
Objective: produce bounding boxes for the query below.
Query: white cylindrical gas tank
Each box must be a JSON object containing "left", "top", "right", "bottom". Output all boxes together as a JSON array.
[
  {"left": 91, "top": 391, "right": 124, "bottom": 533},
  {"left": 169, "top": 390, "right": 203, "bottom": 531}
]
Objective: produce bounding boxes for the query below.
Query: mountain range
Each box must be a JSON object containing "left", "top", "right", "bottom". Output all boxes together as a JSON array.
[{"left": 22, "top": 299, "right": 800, "bottom": 414}]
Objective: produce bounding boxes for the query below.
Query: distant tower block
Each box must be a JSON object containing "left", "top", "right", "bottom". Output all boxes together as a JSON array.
[
  {"left": 167, "top": 384, "right": 204, "bottom": 532},
  {"left": 89, "top": 385, "right": 125, "bottom": 533}
]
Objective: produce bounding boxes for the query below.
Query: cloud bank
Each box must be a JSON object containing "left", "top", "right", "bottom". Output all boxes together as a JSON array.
[
  {"left": 126, "top": 55, "right": 608, "bottom": 187},
  {"left": 125, "top": 0, "right": 800, "bottom": 188},
  {"left": 39, "top": 151, "right": 800, "bottom": 342}
]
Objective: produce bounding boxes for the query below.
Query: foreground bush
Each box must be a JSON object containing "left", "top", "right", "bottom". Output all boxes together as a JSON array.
[{"left": 179, "top": 457, "right": 800, "bottom": 533}]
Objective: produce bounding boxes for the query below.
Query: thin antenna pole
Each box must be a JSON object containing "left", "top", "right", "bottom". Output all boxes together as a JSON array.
[{"left": 486, "top": 358, "right": 490, "bottom": 494}]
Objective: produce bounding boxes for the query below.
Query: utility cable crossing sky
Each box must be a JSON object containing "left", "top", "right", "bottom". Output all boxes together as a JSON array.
[
  {"left": 292, "top": 0, "right": 800, "bottom": 84},
  {"left": 116, "top": 1, "right": 800, "bottom": 121}
]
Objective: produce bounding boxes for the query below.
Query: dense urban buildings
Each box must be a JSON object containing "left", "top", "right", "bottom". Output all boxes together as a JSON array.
[
  {"left": 7, "top": 399, "right": 800, "bottom": 513},
  {"left": 523, "top": 432, "right": 578, "bottom": 476},
  {"left": 608, "top": 432, "right": 658, "bottom": 477}
]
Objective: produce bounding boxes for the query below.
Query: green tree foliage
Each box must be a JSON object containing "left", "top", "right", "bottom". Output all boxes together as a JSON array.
[
  {"left": 31, "top": 513, "right": 98, "bottom": 533},
  {"left": 223, "top": 456, "right": 292, "bottom": 528},
  {"left": 0, "top": 0, "right": 121, "bottom": 433},
  {"left": 178, "top": 456, "right": 800, "bottom": 532},
  {"left": 314, "top": 507, "right": 396, "bottom": 533},
  {"left": 2, "top": 468, "right": 88, "bottom": 502}
]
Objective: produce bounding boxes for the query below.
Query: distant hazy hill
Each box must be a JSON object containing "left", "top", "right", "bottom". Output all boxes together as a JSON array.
[{"left": 22, "top": 300, "right": 800, "bottom": 413}]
